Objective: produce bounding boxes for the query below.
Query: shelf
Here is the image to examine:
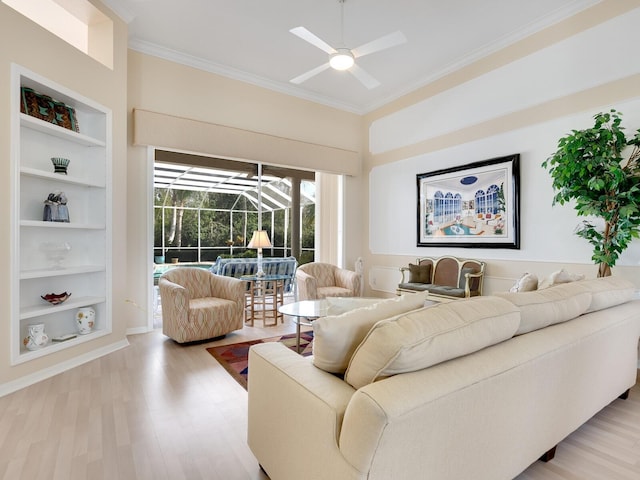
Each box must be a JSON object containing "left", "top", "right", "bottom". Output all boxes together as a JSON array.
[
  {"left": 12, "top": 65, "right": 112, "bottom": 366},
  {"left": 20, "top": 265, "right": 105, "bottom": 280},
  {"left": 21, "top": 167, "right": 105, "bottom": 188},
  {"left": 20, "top": 295, "right": 106, "bottom": 320},
  {"left": 20, "top": 220, "right": 105, "bottom": 229},
  {"left": 20, "top": 113, "right": 105, "bottom": 147},
  {"left": 15, "top": 328, "right": 110, "bottom": 365}
]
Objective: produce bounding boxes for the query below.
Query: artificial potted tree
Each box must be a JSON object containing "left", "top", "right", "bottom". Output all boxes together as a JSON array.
[{"left": 543, "top": 110, "right": 640, "bottom": 277}]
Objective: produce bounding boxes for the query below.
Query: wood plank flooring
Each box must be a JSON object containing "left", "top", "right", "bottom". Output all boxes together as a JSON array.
[{"left": 0, "top": 317, "right": 639, "bottom": 479}]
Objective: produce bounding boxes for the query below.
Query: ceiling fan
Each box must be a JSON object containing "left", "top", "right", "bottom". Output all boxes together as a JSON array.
[{"left": 289, "top": 0, "right": 407, "bottom": 89}]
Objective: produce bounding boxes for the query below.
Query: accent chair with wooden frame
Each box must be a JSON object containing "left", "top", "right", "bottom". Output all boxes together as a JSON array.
[{"left": 397, "top": 255, "right": 485, "bottom": 299}]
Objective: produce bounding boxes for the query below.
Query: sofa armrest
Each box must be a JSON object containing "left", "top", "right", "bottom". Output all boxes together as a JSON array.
[
  {"left": 248, "top": 342, "right": 358, "bottom": 478},
  {"left": 296, "top": 269, "right": 318, "bottom": 300}
]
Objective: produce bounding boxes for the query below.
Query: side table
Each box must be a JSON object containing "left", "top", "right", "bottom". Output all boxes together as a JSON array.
[{"left": 242, "top": 274, "right": 289, "bottom": 326}]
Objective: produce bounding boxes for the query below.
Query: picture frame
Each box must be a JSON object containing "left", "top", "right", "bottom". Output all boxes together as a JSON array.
[{"left": 417, "top": 154, "right": 520, "bottom": 249}]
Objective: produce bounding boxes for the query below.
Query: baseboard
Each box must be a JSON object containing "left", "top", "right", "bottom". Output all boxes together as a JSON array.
[
  {"left": 126, "top": 326, "right": 153, "bottom": 335},
  {"left": 0, "top": 339, "right": 129, "bottom": 398}
]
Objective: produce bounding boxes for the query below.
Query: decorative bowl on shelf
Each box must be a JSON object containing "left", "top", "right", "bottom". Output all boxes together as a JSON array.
[
  {"left": 41, "top": 292, "right": 72, "bottom": 305},
  {"left": 40, "top": 241, "right": 71, "bottom": 269},
  {"left": 51, "top": 157, "right": 70, "bottom": 174}
]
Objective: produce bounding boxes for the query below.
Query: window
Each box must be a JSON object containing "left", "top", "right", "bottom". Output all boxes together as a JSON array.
[{"left": 3, "top": 0, "right": 113, "bottom": 69}]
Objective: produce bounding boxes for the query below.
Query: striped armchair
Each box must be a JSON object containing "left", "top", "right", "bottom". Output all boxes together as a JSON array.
[
  {"left": 296, "top": 262, "right": 362, "bottom": 301},
  {"left": 159, "top": 267, "right": 245, "bottom": 343}
]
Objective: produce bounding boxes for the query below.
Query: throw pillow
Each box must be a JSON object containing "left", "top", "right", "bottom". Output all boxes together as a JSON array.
[
  {"left": 312, "top": 291, "right": 431, "bottom": 374},
  {"left": 408, "top": 263, "right": 431, "bottom": 284},
  {"left": 344, "top": 297, "right": 520, "bottom": 390},
  {"left": 538, "top": 269, "right": 585, "bottom": 290},
  {"left": 509, "top": 272, "right": 538, "bottom": 292},
  {"left": 495, "top": 283, "right": 592, "bottom": 335},
  {"left": 325, "top": 297, "right": 382, "bottom": 316}
]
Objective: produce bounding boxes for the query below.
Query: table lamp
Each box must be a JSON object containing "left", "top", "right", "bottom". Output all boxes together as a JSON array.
[{"left": 248, "top": 230, "right": 272, "bottom": 276}]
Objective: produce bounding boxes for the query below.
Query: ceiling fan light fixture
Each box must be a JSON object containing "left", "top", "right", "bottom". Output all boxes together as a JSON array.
[{"left": 329, "top": 49, "right": 354, "bottom": 70}]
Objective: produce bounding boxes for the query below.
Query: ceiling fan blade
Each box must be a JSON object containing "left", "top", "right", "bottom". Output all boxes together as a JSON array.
[
  {"left": 290, "top": 26, "right": 336, "bottom": 54},
  {"left": 352, "top": 31, "right": 407, "bottom": 58},
  {"left": 349, "top": 64, "right": 380, "bottom": 90},
  {"left": 290, "top": 63, "right": 331, "bottom": 84}
]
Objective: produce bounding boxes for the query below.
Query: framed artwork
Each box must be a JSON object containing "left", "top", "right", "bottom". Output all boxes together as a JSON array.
[{"left": 417, "top": 154, "right": 520, "bottom": 249}]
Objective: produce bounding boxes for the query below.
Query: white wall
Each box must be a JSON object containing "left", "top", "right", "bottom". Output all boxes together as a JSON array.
[
  {"left": 370, "top": 99, "right": 640, "bottom": 266},
  {"left": 364, "top": 4, "right": 640, "bottom": 296},
  {"left": 369, "top": 6, "right": 640, "bottom": 155}
]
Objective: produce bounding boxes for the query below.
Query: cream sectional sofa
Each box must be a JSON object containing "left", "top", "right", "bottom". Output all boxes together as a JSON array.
[{"left": 247, "top": 277, "right": 640, "bottom": 480}]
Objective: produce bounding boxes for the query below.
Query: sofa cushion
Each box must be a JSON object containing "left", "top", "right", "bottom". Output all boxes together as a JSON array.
[
  {"left": 398, "top": 282, "right": 432, "bottom": 292},
  {"left": 495, "top": 283, "right": 592, "bottom": 335},
  {"left": 428, "top": 285, "right": 467, "bottom": 298},
  {"left": 344, "top": 297, "right": 520, "bottom": 389},
  {"left": 312, "top": 291, "right": 431, "bottom": 374},
  {"left": 559, "top": 276, "right": 636, "bottom": 312},
  {"left": 409, "top": 263, "right": 431, "bottom": 283}
]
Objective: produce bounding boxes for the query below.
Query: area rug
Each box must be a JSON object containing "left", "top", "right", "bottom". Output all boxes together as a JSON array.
[{"left": 207, "top": 331, "right": 314, "bottom": 390}]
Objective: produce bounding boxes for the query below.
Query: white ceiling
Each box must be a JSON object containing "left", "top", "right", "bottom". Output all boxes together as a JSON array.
[{"left": 102, "top": 0, "right": 600, "bottom": 114}]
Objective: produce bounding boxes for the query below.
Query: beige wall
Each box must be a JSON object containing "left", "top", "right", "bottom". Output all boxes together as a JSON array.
[
  {"left": 0, "top": 1, "right": 128, "bottom": 389},
  {"left": 361, "top": 0, "right": 640, "bottom": 297},
  {"left": 125, "top": 51, "right": 364, "bottom": 330}
]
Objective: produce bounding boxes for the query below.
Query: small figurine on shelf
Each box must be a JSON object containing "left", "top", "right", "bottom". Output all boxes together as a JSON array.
[
  {"left": 51, "top": 157, "right": 70, "bottom": 174},
  {"left": 43, "top": 191, "right": 70, "bottom": 222},
  {"left": 57, "top": 192, "right": 70, "bottom": 222}
]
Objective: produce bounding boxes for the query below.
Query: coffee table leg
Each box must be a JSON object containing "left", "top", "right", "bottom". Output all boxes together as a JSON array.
[{"left": 296, "top": 320, "right": 302, "bottom": 353}]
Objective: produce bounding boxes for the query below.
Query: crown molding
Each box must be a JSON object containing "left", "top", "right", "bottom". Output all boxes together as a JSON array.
[
  {"left": 128, "top": 38, "right": 365, "bottom": 115},
  {"left": 119, "top": 0, "right": 602, "bottom": 115}
]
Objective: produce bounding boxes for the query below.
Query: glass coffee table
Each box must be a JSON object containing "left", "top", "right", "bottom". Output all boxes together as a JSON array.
[{"left": 278, "top": 299, "right": 330, "bottom": 353}]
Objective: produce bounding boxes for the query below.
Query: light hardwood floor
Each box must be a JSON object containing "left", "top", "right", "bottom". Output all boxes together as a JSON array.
[{"left": 1, "top": 316, "right": 639, "bottom": 480}]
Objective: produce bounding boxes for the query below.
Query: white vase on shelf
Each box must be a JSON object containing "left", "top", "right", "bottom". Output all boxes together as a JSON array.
[
  {"left": 76, "top": 307, "right": 95, "bottom": 334},
  {"left": 24, "top": 323, "right": 48, "bottom": 350}
]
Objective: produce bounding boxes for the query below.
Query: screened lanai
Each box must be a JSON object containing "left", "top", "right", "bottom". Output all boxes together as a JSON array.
[{"left": 153, "top": 150, "right": 316, "bottom": 265}]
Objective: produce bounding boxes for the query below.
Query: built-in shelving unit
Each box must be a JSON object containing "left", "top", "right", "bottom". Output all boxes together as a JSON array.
[{"left": 10, "top": 64, "right": 112, "bottom": 364}]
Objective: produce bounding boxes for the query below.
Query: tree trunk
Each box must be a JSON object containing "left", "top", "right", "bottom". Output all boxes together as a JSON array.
[
  {"left": 597, "top": 262, "right": 612, "bottom": 277},
  {"left": 168, "top": 207, "right": 177, "bottom": 244},
  {"left": 175, "top": 207, "right": 184, "bottom": 247}
]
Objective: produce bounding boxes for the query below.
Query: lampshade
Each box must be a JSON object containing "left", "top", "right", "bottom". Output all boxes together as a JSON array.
[
  {"left": 247, "top": 230, "right": 272, "bottom": 249},
  {"left": 329, "top": 49, "right": 354, "bottom": 70}
]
